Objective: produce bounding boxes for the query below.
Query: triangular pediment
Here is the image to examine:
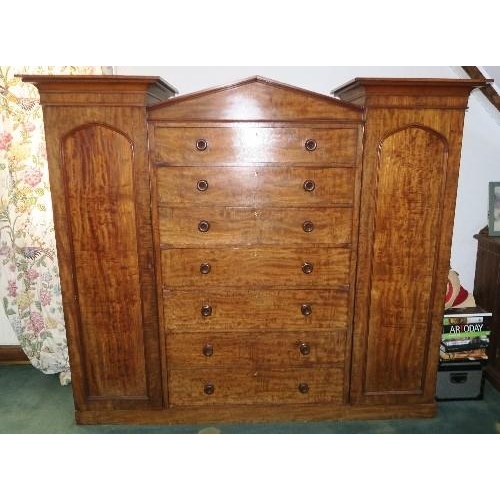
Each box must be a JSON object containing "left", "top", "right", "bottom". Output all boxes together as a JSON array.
[{"left": 147, "top": 76, "right": 363, "bottom": 121}]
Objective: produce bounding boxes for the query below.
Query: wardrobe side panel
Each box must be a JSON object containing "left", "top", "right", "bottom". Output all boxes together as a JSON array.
[
  {"left": 363, "top": 126, "right": 447, "bottom": 394},
  {"left": 350, "top": 105, "right": 469, "bottom": 406},
  {"left": 41, "top": 105, "right": 162, "bottom": 411},
  {"left": 62, "top": 125, "right": 147, "bottom": 398}
]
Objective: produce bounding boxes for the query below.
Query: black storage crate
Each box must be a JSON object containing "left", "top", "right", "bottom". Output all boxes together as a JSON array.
[{"left": 436, "top": 360, "right": 485, "bottom": 401}]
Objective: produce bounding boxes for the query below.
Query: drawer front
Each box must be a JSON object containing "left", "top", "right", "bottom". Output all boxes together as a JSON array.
[
  {"left": 163, "top": 289, "right": 349, "bottom": 332},
  {"left": 153, "top": 126, "right": 359, "bottom": 166},
  {"left": 156, "top": 166, "right": 355, "bottom": 207},
  {"left": 159, "top": 207, "right": 353, "bottom": 247},
  {"left": 167, "top": 331, "right": 346, "bottom": 368},
  {"left": 161, "top": 247, "right": 351, "bottom": 288},
  {"left": 167, "top": 367, "right": 344, "bottom": 405}
]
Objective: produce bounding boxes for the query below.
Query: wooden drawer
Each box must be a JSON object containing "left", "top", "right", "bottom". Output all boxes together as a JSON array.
[
  {"left": 156, "top": 166, "right": 355, "bottom": 207},
  {"left": 163, "top": 289, "right": 349, "bottom": 332},
  {"left": 166, "top": 331, "right": 346, "bottom": 368},
  {"left": 161, "top": 247, "right": 351, "bottom": 288},
  {"left": 167, "top": 367, "right": 344, "bottom": 406},
  {"left": 158, "top": 207, "right": 353, "bottom": 247},
  {"left": 153, "top": 126, "right": 359, "bottom": 166}
]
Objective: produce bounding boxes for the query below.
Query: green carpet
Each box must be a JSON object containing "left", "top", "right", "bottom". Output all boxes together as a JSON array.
[{"left": 1, "top": 364, "right": 499, "bottom": 433}]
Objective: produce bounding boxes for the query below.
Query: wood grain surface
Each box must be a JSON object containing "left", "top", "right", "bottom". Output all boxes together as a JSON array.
[
  {"left": 26, "top": 74, "right": 483, "bottom": 424},
  {"left": 156, "top": 165, "right": 355, "bottom": 207},
  {"left": 163, "top": 289, "right": 349, "bottom": 332},
  {"left": 153, "top": 126, "right": 359, "bottom": 166},
  {"left": 161, "top": 247, "right": 351, "bottom": 288},
  {"left": 159, "top": 206, "right": 353, "bottom": 247},
  {"left": 167, "top": 366, "right": 344, "bottom": 406},
  {"left": 166, "top": 331, "right": 346, "bottom": 367}
]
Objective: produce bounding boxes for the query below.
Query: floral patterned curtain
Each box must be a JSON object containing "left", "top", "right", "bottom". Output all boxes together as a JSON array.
[{"left": 0, "top": 66, "right": 107, "bottom": 384}]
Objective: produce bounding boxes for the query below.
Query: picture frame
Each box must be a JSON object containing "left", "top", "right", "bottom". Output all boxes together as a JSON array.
[{"left": 489, "top": 181, "right": 500, "bottom": 236}]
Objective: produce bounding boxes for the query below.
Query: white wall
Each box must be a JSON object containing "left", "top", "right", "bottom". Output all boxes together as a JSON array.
[
  {"left": 452, "top": 90, "right": 500, "bottom": 287},
  {"left": 116, "top": 65, "right": 500, "bottom": 292},
  {"left": 117, "top": 65, "right": 464, "bottom": 96}
]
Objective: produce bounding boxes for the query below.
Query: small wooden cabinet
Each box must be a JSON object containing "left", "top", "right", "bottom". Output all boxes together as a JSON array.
[
  {"left": 474, "top": 227, "right": 500, "bottom": 390},
  {"left": 22, "top": 74, "right": 485, "bottom": 424}
]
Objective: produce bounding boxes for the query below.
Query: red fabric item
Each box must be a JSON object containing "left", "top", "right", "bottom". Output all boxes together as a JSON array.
[
  {"left": 445, "top": 280, "right": 454, "bottom": 304},
  {"left": 452, "top": 285, "right": 469, "bottom": 306}
]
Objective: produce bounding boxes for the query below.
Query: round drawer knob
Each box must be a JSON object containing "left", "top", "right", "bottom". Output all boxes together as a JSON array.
[
  {"left": 196, "top": 139, "right": 208, "bottom": 151},
  {"left": 302, "top": 221, "right": 315, "bottom": 233},
  {"left": 201, "top": 305, "right": 213, "bottom": 317},
  {"left": 301, "top": 304, "right": 312, "bottom": 316},
  {"left": 200, "top": 262, "right": 211, "bottom": 274},
  {"left": 198, "top": 220, "right": 210, "bottom": 232},
  {"left": 301, "top": 262, "right": 314, "bottom": 274},
  {"left": 197, "top": 179, "right": 209, "bottom": 191},
  {"left": 304, "top": 139, "right": 317, "bottom": 151},
  {"left": 299, "top": 343, "right": 310, "bottom": 355},
  {"left": 202, "top": 344, "right": 214, "bottom": 357},
  {"left": 298, "top": 383, "right": 309, "bottom": 394},
  {"left": 303, "top": 179, "right": 316, "bottom": 192},
  {"left": 204, "top": 383, "right": 215, "bottom": 395}
]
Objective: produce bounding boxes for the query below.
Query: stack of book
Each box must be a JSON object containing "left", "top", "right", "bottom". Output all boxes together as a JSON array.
[{"left": 440, "top": 306, "right": 492, "bottom": 362}]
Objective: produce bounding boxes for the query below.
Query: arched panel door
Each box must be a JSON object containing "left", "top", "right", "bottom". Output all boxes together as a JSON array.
[
  {"left": 362, "top": 125, "right": 448, "bottom": 397},
  {"left": 62, "top": 124, "right": 151, "bottom": 405}
]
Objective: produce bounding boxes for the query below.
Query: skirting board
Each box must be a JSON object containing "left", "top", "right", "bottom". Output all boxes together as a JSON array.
[
  {"left": 0, "top": 345, "right": 29, "bottom": 364},
  {"left": 76, "top": 402, "right": 438, "bottom": 425}
]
